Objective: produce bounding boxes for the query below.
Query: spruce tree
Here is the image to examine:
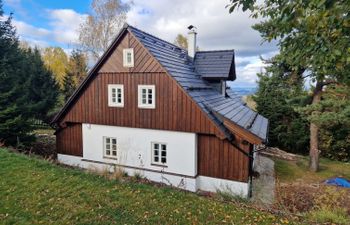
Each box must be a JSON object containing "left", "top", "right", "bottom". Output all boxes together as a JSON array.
[
  {"left": 62, "top": 49, "right": 88, "bottom": 102},
  {"left": 0, "top": 4, "right": 31, "bottom": 145},
  {"left": 24, "top": 48, "right": 59, "bottom": 122},
  {"left": 253, "top": 56, "right": 310, "bottom": 153},
  {"left": 62, "top": 71, "right": 76, "bottom": 102},
  {"left": 0, "top": 2, "right": 59, "bottom": 145}
]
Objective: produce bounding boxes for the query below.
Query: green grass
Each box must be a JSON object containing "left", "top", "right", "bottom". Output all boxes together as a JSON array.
[
  {"left": 275, "top": 156, "right": 350, "bottom": 183},
  {"left": 0, "top": 148, "right": 301, "bottom": 225},
  {"left": 308, "top": 207, "right": 350, "bottom": 225}
]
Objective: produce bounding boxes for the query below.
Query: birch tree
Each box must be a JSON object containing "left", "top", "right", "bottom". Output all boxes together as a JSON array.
[{"left": 79, "top": 0, "right": 130, "bottom": 61}]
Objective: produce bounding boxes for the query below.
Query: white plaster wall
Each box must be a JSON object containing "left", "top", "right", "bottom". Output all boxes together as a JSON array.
[
  {"left": 57, "top": 154, "right": 83, "bottom": 167},
  {"left": 82, "top": 123, "right": 197, "bottom": 177},
  {"left": 57, "top": 154, "right": 249, "bottom": 195},
  {"left": 57, "top": 154, "right": 197, "bottom": 192},
  {"left": 197, "top": 176, "right": 249, "bottom": 197}
]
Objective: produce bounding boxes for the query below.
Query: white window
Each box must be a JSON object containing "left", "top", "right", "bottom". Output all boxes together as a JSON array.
[
  {"left": 123, "top": 48, "right": 134, "bottom": 67},
  {"left": 138, "top": 85, "right": 155, "bottom": 109},
  {"left": 108, "top": 84, "right": 124, "bottom": 107},
  {"left": 151, "top": 142, "right": 167, "bottom": 166},
  {"left": 103, "top": 137, "right": 117, "bottom": 158}
]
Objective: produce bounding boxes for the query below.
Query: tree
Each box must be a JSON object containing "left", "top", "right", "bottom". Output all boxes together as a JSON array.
[
  {"left": 67, "top": 49, "right": 88, "bottom": 85},
  {"left": 41, "top": 47, "right": 68, "bottom": 89},
  {"left": 79, "top": 0, "right": 130, "bottom": 61},
  {"left": 303, "top": 84, "right": 350, "bottom": 161},
  {"left": 253, "top": 56, "right": 310, "bottom": 153},
  {"left": 62, "top": 49, "right": 88, "bottom": 101},
  {"left": 228, "top": 0, "right": 350, "bottom": 171},
  {"left": 174, "top": 34, "right": 188, "bottom": 49},
  {"left": 62, "top": 70, "right": 76, "bottom": 102},
  {"left": 24, "top": 48, "right": 59, "bottom": 121},
  {"left": 0, "top": 2, "right": 59, "bottom": 145},
  {"left": 0, "top": 3, "right": 30, "bottom": 145},
  {"left": 174, "top": 33, "right": 200, "bottom": 51}
]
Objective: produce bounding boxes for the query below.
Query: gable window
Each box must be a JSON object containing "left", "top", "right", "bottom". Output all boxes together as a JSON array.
[
  {"left": 123, "top": 48, "right": 134, "bottom": 67},
  {"left": 108, "top": 84, "right": 124, "bottom": 107},
  {"left": 138, "top": 85, "right": 155, "bottom": 109},
  {"left": 151, "top": 142, "right": 167, "bottom": 166},
  {"left": 104, "top": 137, "right": 117, "bottom": 158}
]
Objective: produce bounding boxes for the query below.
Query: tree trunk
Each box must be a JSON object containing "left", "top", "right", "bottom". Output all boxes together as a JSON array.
[{"left": 309, "top": 82, "right": 322, "bottom": 172}]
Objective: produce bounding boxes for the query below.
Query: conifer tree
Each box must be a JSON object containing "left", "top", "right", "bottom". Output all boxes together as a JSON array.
[
  {"left": 253, "top": 56, "right": 309, "bottom": 153},
  {"left": 0, "top": 1, "right": 59, "bottom": 145},
  {"left": 62, "top": 49, "right": 88, "bottom": 102}
]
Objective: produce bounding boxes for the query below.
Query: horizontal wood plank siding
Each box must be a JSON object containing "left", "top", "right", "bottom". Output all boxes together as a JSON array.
[
  {"left": 60, "top": 72, "right": 223, "bottom": 137},
  {"left": 56, "top": 123, "right": 82, "bottom": 156},
  {"left": 197, "top": 134, "right": 250, "bottom": 182}
]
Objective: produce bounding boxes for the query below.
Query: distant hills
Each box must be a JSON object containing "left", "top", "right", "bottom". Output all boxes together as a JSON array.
[{"left": 231, "top": 87, "right": 257, "bottom": 96}]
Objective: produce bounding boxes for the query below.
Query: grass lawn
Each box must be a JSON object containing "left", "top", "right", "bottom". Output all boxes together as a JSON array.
[
  {"left": 0, "top": 148, "right": 300, "bottom": 225},
  {"left": 274, "top": 156, "right": 350, "bottom": 225},
  {"left": 275, "top": 156, "right": 350, "bottom": 183}
]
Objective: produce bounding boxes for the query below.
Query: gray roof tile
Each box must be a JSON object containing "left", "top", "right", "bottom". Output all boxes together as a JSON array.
[
  {"left": 128, "top": 25, "right": 268, "bottom": 142},
  {"left": 194, "top": 50, "right": 236, "bottom": 81}
]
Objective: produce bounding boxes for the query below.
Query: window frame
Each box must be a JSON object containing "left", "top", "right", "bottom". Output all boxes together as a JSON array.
[
  {"left": 123, "top": 48, "right": 134, "bottom": 67},
  {"left": 103, "top": 137, "right": 118, "bottom": 159},
  {"left": 108, "top": 84, "right": 124, "bottom": 107},
  {"left": 138, "top": 85, "right": 156, "bottom": 109},
  {"left": 151, "top": 142, "right": 167, "bottom": 167}
]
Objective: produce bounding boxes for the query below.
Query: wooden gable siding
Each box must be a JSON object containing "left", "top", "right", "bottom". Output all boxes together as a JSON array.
[
  {"left": 99, "top": 31, "right": 163, "bottom": 73},
  {"left": 58, "top": 29, "right": 226, "bottom": 138},
  {"left": 60, "top": 72, "right": 223, "bottom": 137},
  {"left": 197, "top": 134, "right": 250, "bottom": 182},
  {"left": 56, "top": 123, "right": 82, "bottom": 157}
]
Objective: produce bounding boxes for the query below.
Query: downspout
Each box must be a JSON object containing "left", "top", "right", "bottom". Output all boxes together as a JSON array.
[{"left": 248, "top": 144, "right": 254, "bottom": 198}]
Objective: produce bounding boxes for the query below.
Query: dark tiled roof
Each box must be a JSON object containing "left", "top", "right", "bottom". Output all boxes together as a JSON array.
[
  {"left": 128, "top": 25, "right": 268, "bottom": 142},
  {"left": 194, "top": 50, "right": 236, "bottom": 81}
]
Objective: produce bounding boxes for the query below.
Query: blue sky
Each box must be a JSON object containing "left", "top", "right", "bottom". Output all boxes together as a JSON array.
[{"left": 2, "top": 0, "right": 277, "bottom": 87}]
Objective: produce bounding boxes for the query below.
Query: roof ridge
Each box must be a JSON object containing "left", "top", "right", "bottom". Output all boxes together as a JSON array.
[
  {"left": 196, "top": 49, "right": 235, "bottom": 53},
  {"left": 127, "top": 25, "right": 188, "bottom": 53}
]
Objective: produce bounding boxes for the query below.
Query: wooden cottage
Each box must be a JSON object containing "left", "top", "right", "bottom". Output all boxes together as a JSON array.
[{"left": 51, "top": 24, "right": 268, "bottom": 197}]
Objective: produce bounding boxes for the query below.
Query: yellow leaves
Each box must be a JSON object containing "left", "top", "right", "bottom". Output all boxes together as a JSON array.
[
  {"left": 41, "top": 47, "right": 68, "bottom": 89},
  {"left": 343, "top": 19, "right": 350, "bottom": 28},
  {"left": 280, "top": 218, "right": 290, "bottom": 224}
]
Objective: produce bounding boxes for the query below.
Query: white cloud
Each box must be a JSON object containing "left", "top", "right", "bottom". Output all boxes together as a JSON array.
[
  {"left": 9, "top": 9, "right": 86, "bottom": 48},
  {"left": 7, "top": 0, "right": 277, "bottom": 86},
  {"left": 47, "top": 9, "right": 87, "bottom": 45},
  {"left": 126, "top": 0, "right": 277, "bottom": 86},
  {"left": 12, "top": 19, "right": 51, "bottom": 40},
  {"left": 127, "top": 0, "right": 276, "bottom": 56},
  {"left": 230, "top": 51, "right": 278, "bottom": 87}
]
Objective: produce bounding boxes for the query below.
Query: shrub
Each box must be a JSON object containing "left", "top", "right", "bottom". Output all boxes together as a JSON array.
[{"left": 134, "top": 171, "right": 143, "bottom": 181}]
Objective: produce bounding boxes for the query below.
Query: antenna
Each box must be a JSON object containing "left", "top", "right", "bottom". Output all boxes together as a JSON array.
[{"left": 187, "top": 25, "right": 197, "bottom": 31}]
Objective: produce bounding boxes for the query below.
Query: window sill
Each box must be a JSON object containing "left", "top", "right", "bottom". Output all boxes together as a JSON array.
[
  {"left": 138, "top": 106, "right": 156, "bottom": 109},
  {"left": 151, "top": 163, "right": 168, "bottom": 168},
  {"left": 108, "top": 105, "right": 124, "bottom": 108},
  {"left": 103, "top": 156, "right": 118, "bottom": 160}
]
